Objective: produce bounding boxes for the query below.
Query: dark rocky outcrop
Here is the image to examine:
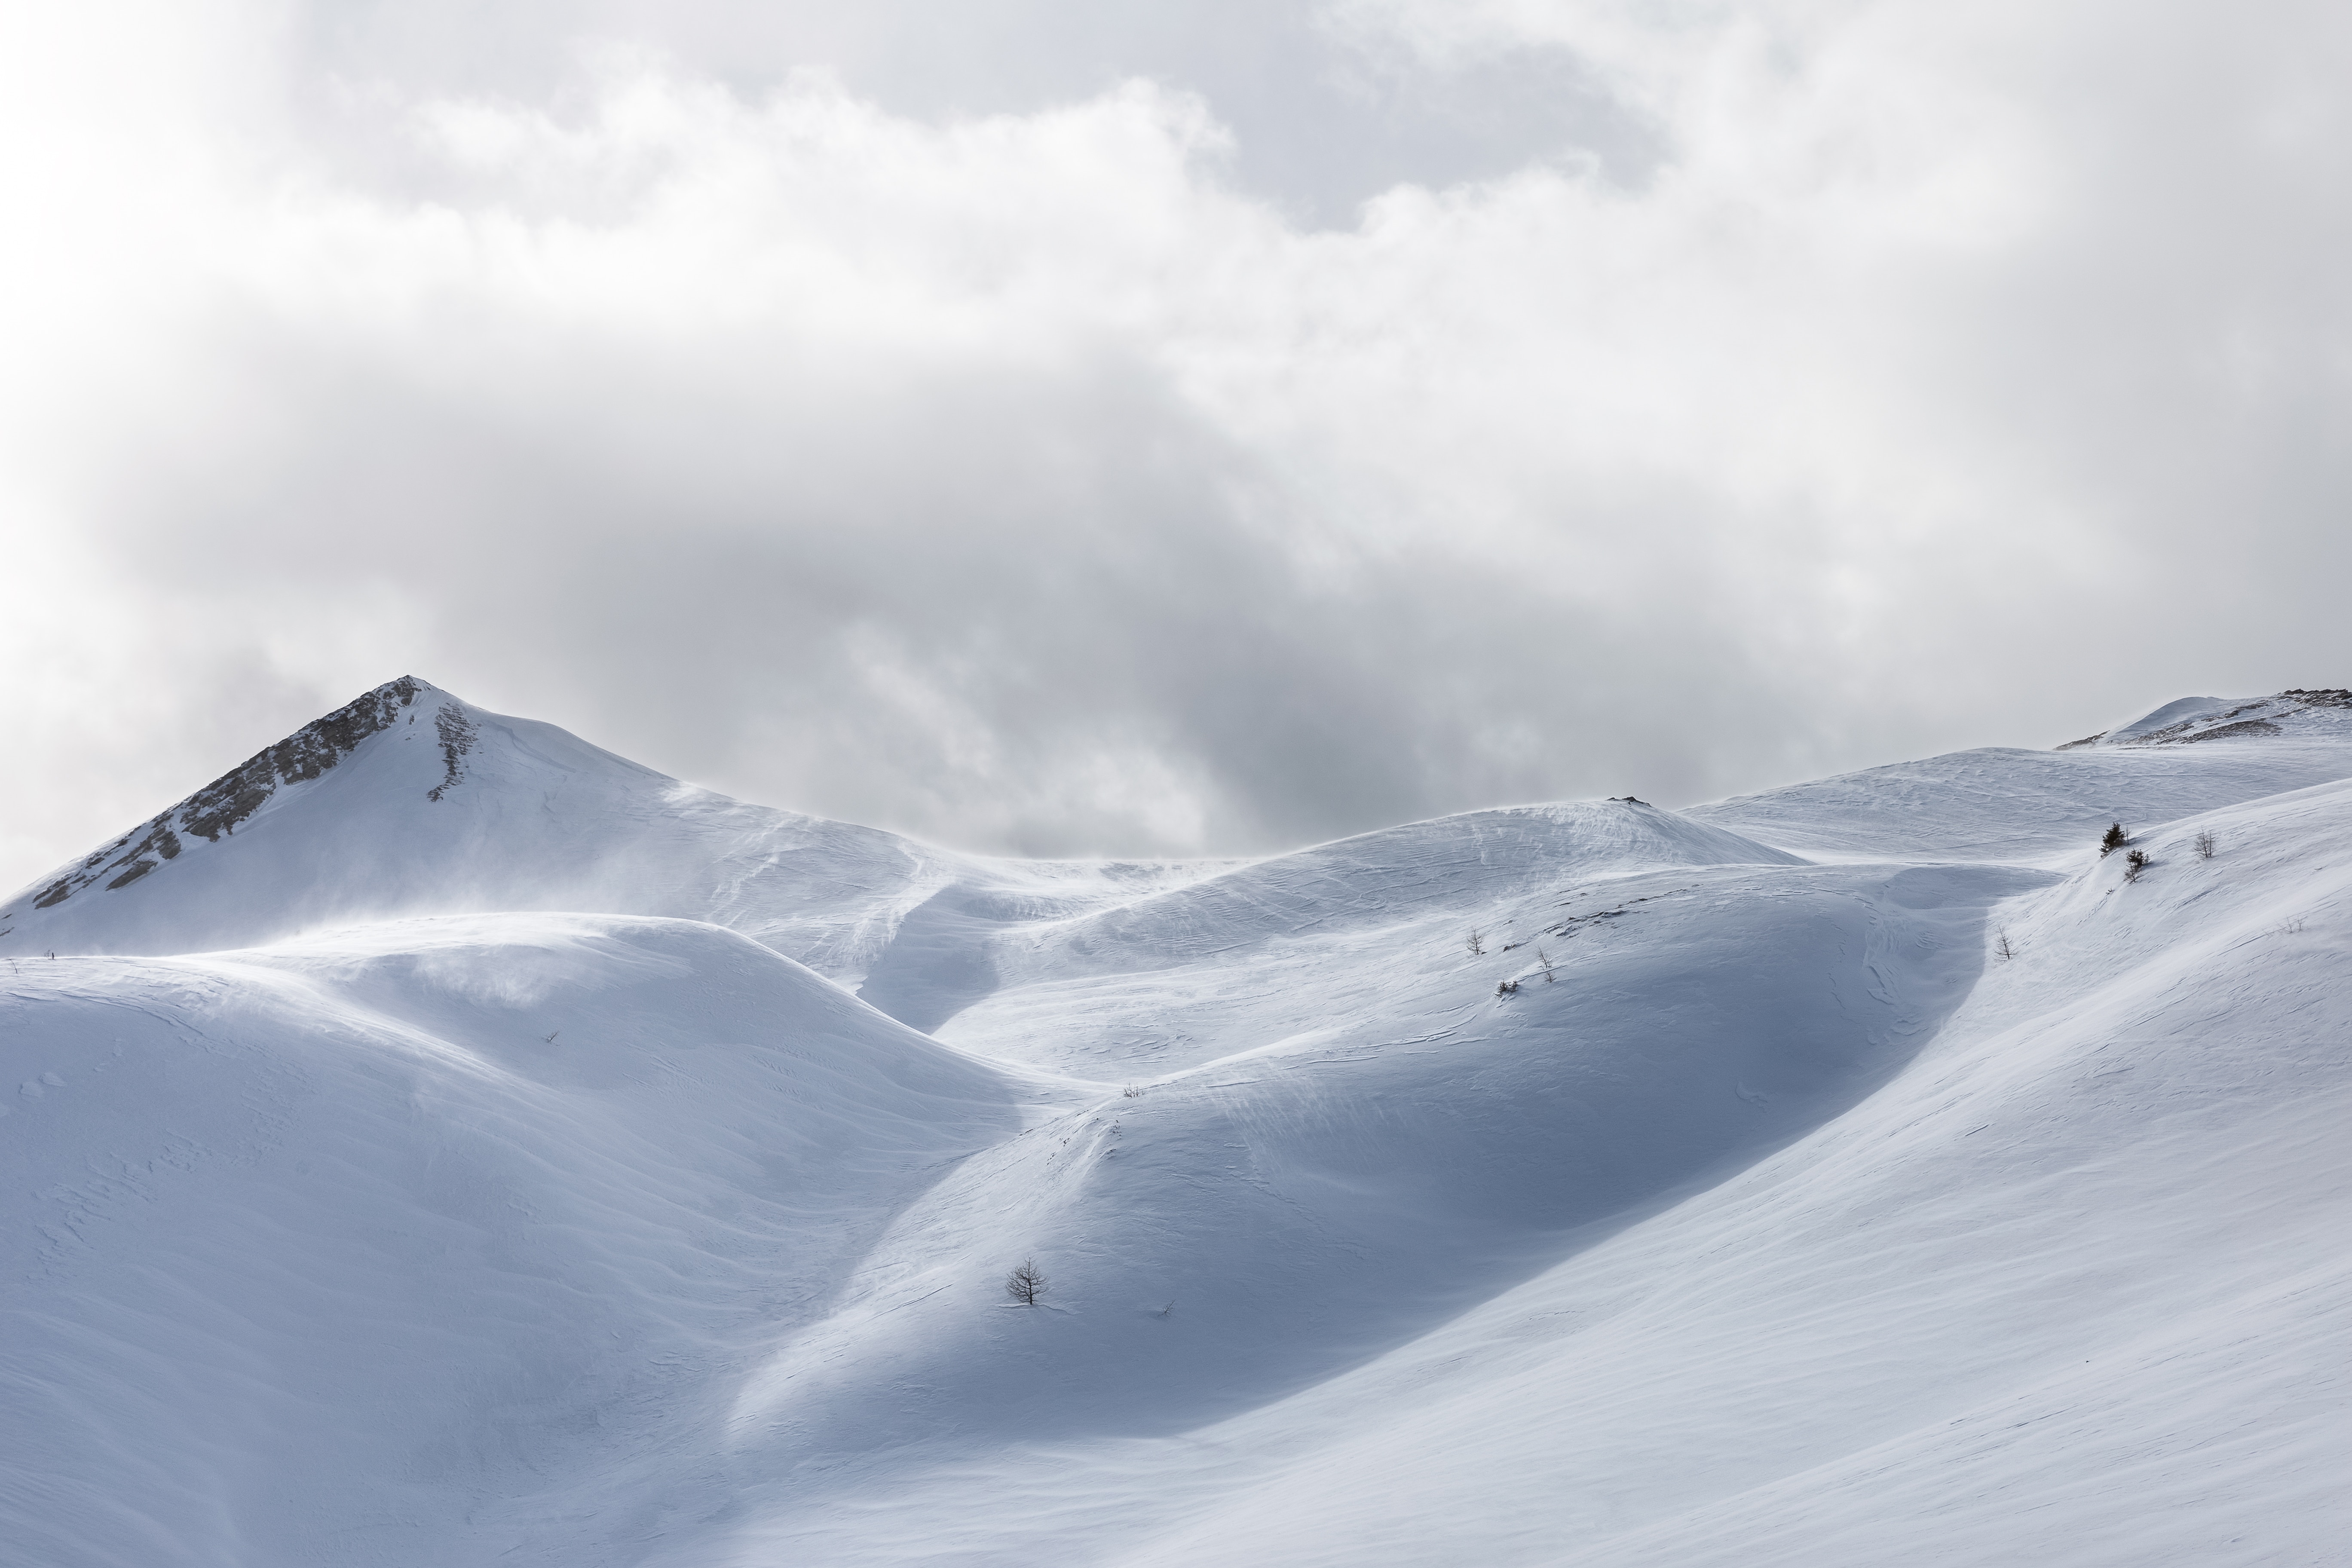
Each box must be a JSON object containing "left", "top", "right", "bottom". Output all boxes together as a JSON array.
[
  {"left": 429, "top": 704, "right": 477, "bottom": 802},
  {"left": 28, "top": 677, "right": 438, "bottom": 913},
  {"left": 2176, "top": 718, "right": 2282, "bottom": 743}
]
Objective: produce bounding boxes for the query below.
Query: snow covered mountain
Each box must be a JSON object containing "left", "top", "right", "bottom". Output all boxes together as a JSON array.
[
  {"left": 0, "top": 677, "right": 1221, "bottom": 1006},
  {"left": 2055, "top": 688, "right": 2352, "bottom": 750},
  {"left": 4, "top": 684, "right": 2348, "bottom": 1565},
  {"left": 1, "top": 677, "right": 943, "bottom": 972}
]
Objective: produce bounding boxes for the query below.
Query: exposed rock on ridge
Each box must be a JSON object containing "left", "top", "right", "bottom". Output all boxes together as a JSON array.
[
  {"left": 2057, "top": 688, "right": 2350, "bottom": 750},
  {"left": 22, "top": 677, "right": 441, "bottom": 914},
  {"left": 429, "top": 704, "right": 477, "bottom": 802}
]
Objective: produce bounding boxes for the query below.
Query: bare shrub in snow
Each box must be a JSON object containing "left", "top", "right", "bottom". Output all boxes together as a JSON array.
[
  {"left": 1996, "top": 931, "right": 2017, "bottom": 961},
  {"left": 1466, "top": 929, "right": 1485, "bottom": 956},
  {"left": 1121, "top": 1084, "right": 1143, "bottom": 1099},
  {"left": 1005, "top": 1259, "right": 1048, "bottom": 1306},
  {"left": 1537, "top": 945, "right": 1556, "bottom": 982},
  {"left": 2101, "top": 823, "right": 2129, "bottom": 856},
  {"left": 2196, "top": 830, "right": 2217, "bottom": 859},
  {"left": 1496, "top": 978, "right": 1519, "bottom": 996},
  {"left": 2125, "top": 849, "right": 2150, "bottom": 882}
]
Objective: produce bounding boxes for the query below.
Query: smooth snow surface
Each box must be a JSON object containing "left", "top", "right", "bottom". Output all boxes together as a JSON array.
[{"left": 6, "top": 682, "right": 2350, "bottom": 1565}]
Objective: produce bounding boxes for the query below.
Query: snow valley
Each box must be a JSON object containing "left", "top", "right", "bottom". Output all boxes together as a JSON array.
[{"left": 4, "top": 680, "right": 2349, "bottom": 1566}]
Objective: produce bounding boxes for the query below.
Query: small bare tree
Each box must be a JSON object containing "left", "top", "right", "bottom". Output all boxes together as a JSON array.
[
  {"left": 1995, "top": 930, "right": 2016, "bottom": 961},
  {"left": 2124, "top": 849, "right": 2150, "bottom": 883},
  {"left": 1536, "top": 945, "right": 1556, "bottom": 982},
  {"left": 2195, "top": 830, "right": 2217, "bottom": 860},
  {"left": 1005, "top": 1259, "right": 1048, "bottom": 1306},
  {"left": 1466, "top": 929, "right": 1485, "bottom": 956},
  {"left": 2100, "top": 823, "right": 2128, "bottom": 857}
]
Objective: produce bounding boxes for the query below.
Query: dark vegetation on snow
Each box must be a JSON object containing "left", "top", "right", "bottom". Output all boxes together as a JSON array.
[{"left": 1005, "top": 1259, "right": 1049, "bottom": 1307}]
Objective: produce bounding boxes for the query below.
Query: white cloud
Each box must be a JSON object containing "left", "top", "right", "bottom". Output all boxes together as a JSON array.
[{"left": 3, "top": 0, "right": 2349, "bottom": 877}]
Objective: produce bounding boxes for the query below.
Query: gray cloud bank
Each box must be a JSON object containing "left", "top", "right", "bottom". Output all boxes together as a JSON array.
[{"left": 3, "top": 0, "right": 2349, "bottom": 880}]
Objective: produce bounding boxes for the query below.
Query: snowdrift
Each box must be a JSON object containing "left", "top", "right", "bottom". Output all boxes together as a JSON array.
[
  {"left": 0, "top": 914, "right": 1022, "bottom": 1565},
  {"left": 4, "top": 682, "right": 2349, "bottom": 1566}
]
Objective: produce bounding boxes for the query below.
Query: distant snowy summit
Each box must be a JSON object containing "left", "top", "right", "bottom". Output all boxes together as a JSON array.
[
  {"left": 0, "top": 676, "right": 961, "bottom": 968},
  {"left": 0, "top": 677, "right": 1219, "bottom": 988},
  {"left": 2057, "top": 689, "right": 2352, "bottom": 749}
]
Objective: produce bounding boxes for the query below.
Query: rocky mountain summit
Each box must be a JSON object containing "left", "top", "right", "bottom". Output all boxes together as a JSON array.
[{"left": 20, "top": 677, "right": 454, "bottom": 916}]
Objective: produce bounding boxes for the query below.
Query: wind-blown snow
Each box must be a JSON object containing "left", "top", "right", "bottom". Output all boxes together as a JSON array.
[
  {"left": 4, "top": 683, "right": 2349, "bottom": 1565},
  {"left": 0, "top": 679, "right": 1218, "bottom": 996}
]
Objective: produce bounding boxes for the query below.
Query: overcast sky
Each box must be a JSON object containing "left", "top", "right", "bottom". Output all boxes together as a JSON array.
[{"left": 4, "top": 0, "right": 2349, "bottom": 882}]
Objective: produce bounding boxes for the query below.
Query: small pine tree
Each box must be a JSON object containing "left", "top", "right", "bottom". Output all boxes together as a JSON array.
[
  {"left": 2101, "top": 823, "right": 2128, "bottom": 856},
  {"left": 2124, "top": 849, "right": 2150, "bottom": 883}
]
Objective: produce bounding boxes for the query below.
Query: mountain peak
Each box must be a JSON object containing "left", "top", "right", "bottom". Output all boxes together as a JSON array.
[
  {"left": 2057, "top": 688, "right": 2352, "bottom": 750},
  {"left": 21, "top": 677, "right": 459, "bottom": 918},
  {"left": 0, "top": 677, "right": 958, "bottom": 971}
]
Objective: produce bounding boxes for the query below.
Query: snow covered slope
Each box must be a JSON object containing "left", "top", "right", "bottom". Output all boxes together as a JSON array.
[
  {"left": 4, "top": 684, "right": 2349, "bottom": 1566},
  {"left": 1689, "top": 695, "right": 2352, "bottom": 863},
  {"left": 0, "top": 915, "right": 1031, "bottom": 1566},
  {"left": 916, "top": 773, "right": 2352, "bottom": 1568},
  {"left": 2059, "top": 688, "right": 2352, "bottom": 750}
]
